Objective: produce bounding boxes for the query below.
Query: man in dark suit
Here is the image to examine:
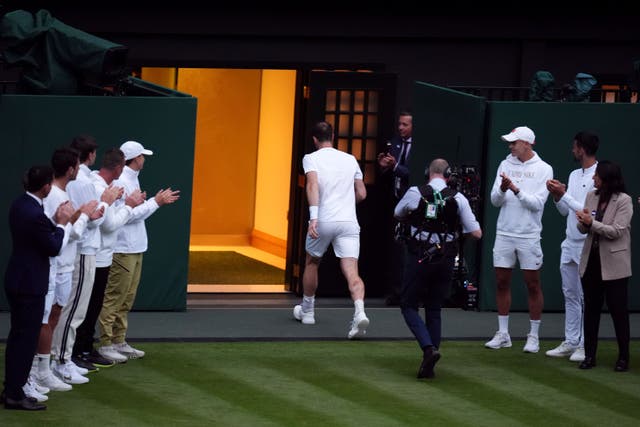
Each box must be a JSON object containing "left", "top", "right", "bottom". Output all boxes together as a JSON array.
[
  {"left": 377, "top": 110, "right": 413, "bottom": 200},
  {"left": 377, "top": 111, "right": 414, "bottom": 305},
  {"left": 2, "top": 165, "right": 72, "bottom": 410}
]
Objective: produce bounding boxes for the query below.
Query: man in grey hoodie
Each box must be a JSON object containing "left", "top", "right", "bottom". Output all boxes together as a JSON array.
[{"left": 484, "top": 126, "right": 553, "bottom": 354}]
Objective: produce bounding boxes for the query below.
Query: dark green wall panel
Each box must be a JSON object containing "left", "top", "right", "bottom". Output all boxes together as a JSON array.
[
  {"left": 480, "top": 102, "right": 640, "bottom": 311},
  {"left": 411, "top": 82, "right": 486, "bottom": 186},
  {"left": 412, "top": 83, "right": 640, "bottom": 312},
  {"left": 412, "top": 82, "right": 486, "bottom": 300},
  {"left": 0, "top": 95, "right": 196, "bottom": 311}
]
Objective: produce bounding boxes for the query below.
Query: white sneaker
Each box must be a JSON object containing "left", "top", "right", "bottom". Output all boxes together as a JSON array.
[
  {"left": 485, "top": 331, "right": 512, "bottom": 349},
  {"left": 69, "top": 360, "right": 89, "bottom": 375},
  {"left": 23, "top": 379, "right": 48, "bottom": 402},
  {"left": 52, "top": 361, "right": 89, "bottom": 384},
  {"left": 523, "top": 334, "right": 540, "bottom": 353},
  {"left": 98, "top": 345, "right": 129, "bottom": 363},
  {"left": 34, "top": 371, "right": 72, "bottom": 392},
  {"left": 293, "top": 305, "right": 315, "bottom": 325},
  {"left": 545, "top": 341, "right": 577, "bottom": 358},
  {"left": 347, "top": 312, "right": 369, "bottom": 339},
  {"left": 114, "top": 342, "right": 145, "bottom": 359},
  {"left": 569, "top": 347, "right": 586, "bottom": 362},
  {"left": 28, "top": 374, "right": 49, "bottom": 394}
]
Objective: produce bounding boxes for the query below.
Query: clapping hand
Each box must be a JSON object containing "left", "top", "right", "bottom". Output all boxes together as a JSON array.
[
  {"left": 53, "top": 200, "right": 74, "bottom": 225},
  {"left": 377, "top": 152, "right": 397, "bottom": 171},
  {"left": 546, "top": 179, "right": 566, "bottom": 202},
  {"left": 101, "top": 184, "right": 123, "bottom": 205},
  {"left": 125, "top": 189, "right": 145, "bottom": 208},
  {"left": 576, "top": 208, "right": 593, "bottom": 226},
  {"left": 499, "top": 172, "right": 519, "bottom": 194},
  {"left": 154, "top": 188, "right": 180, "bottom": 206}
]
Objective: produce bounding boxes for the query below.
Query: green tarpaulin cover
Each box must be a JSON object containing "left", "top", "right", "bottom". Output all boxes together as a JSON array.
[{"left": 1, "top": 9, "right": 127, "bottom": 94}]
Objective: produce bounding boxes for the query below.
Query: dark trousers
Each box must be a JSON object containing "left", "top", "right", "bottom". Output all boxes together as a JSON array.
[
  {"left": 581, "top": 250, "right": 630, "bottom": 361},
  {"left": 400, "top": 243, "right": 456, "bottom": 350},
  {"left": 3, "top": 292, "right": 44, "bottom": 400},
  {"left": 74, "top": 266, "right": 110, "bottom": 356},
  {"left": 386, "top": 237, "right": 407, "bottom": 299}
]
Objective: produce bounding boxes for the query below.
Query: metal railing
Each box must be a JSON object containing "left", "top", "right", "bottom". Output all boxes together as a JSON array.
[{"left": 447, "top": 86, "right": 639, "bottom": 103}]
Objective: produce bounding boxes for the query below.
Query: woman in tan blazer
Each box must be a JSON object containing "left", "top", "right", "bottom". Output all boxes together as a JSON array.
[{"left": 576, "top": 160, "right": 632, "bottom": 372}]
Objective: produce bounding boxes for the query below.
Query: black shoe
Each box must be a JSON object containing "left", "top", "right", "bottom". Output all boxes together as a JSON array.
[
  {"left": 614, "top": 359, "right": 629, "bottom": 372},
  {"left": 0, "top": 390, "right": 5, "bottom": 404},
  {"left": 72, "top": 355, "right": 99, "bottom": 373},
  {"left": 87, "top": 350, "right": 116, "bottom": 368},
  {"left": 579, "top": 357, "right": 596, "bottom": 369},
  {"left": 5, "top": 396, "right": 46, "bottom": 411},
  {"left": 417, "top": 348, "right": 441, "bottom": 379}
]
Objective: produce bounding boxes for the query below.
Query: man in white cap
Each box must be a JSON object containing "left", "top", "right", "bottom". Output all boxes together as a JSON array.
[
  {"left": 485, "top": 126, "right": 553, "bottom": 353},
  {"left": 97, "top": 141, "right": 180, "bottom": 362}
]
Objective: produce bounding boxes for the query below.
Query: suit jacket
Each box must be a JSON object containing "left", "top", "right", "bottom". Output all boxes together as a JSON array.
[
  {"left": 385, "top": 135, "right": 411, "bottom": 199},
  {"left": 4, "top": 193, "right": 65, "bottom": 296},
  {"left": 578, "top": 191, "right": 633, "bottom": 280}
]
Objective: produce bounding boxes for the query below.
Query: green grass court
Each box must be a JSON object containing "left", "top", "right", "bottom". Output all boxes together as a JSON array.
[{"left": 2, "top": 340, "right": 639, "bottom": 426}]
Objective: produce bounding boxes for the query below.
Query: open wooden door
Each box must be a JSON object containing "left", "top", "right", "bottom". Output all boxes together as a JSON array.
[{"left": 286, "top": 71, "right": 397, "bottom": 297}]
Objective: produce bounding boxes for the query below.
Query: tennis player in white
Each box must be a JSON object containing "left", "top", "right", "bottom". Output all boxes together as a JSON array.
[{"left": 293, "top": 121, "right": 369, "bottom": 339}]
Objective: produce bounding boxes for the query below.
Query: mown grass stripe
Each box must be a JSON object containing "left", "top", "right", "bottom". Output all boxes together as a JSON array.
[
  {"left": 351, "top": 352, "right": 529, "bottom": 427},
  {"left": 205, "top": 362, "right": 403, "bottom": 427},
  {"left": 1, "top": 341, "right": 638, "bottom": 427},
  {"left": 257, "top": 356, "right": 454, "bottom": 426},
  {"left": 140, "top": 351, "right": 348, "bottom": 426},
  {"left": 436, "top": 341, "right": 640, "bottom": 426}
]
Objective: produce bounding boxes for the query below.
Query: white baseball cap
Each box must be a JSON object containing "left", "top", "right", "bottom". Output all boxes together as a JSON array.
[
  {"left": 501, "top": 126, "right": 536, "bottom": 144},
  {"left": 120, "top": 140, "right": 153, "bottom": 160}
]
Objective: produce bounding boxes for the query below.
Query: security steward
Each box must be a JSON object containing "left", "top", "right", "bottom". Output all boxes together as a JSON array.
[{"left": 394, "top": 158, "right": 482, "bottom": 379}]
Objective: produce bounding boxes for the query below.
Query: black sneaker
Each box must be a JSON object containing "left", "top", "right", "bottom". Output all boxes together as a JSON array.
[
  {"left": 71, "top": 355, "right": 99, "bottom": 373},
  {"left": 86, "top": 350, "right": 116, "bottom": 368}
]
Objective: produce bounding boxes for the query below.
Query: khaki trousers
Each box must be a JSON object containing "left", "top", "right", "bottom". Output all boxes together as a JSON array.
[{"left": 98, "top": 253, "right": 143, "bottom": 346}]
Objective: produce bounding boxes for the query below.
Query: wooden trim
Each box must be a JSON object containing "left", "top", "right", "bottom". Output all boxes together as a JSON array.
[
  {"left": 189, "top": 234, "right": 250, "bottom": 246},
  {"left": 250, "top": 229, "right": 287, "bottom": 258},
  {"left": 187, "top": 284, "right": 287, "bottom": 293}
]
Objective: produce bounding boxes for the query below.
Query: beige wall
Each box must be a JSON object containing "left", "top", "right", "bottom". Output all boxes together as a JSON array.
[
  {"left": 178, "top": 68, "right": 262, "bottom": 235},
  {"left": 141, "top": 67, "right": 294, "bottom": 254},
  {"left": 254, "top": 70, "right": 295, "bottom": 241}
]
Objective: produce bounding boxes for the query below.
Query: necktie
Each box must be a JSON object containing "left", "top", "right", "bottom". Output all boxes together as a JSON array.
[{"left": 400, "top": 142, "right": 410, "bottom": 166}]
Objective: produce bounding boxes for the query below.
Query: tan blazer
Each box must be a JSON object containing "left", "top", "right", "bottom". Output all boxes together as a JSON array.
[{"left": 578, "top": 191, "right": 633, "bottom": 280}]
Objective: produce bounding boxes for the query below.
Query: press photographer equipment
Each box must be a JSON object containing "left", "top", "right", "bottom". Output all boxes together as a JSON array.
[
  {"left": 446, "top": 164, "right": 481, "bottom": 215},
  {"left": 446, "top": 164, "right": 481, "bottom": 310}
]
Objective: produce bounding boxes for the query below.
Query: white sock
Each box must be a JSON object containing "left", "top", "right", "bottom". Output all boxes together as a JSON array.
[
  {"left": 37, "top": 353, "right": 51, "bottom": 376},
  {"left": 354, "top": 299, "right": 365, "bottom": 316},
  {"left": 30, "top": 355, "right": 38, "bottom": 375},
  {"left": 529, "top": 319, "right": 541, "bottom": 337},
  {"left": 301, "top": 295, "right": 315, "bottom": 312},
  {"left": 498, "top": 315, "right": 509, "bottom": 334}
]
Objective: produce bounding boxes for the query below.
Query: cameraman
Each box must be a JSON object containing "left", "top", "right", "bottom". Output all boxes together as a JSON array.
[{"left": 394, "top": 158, "right": 482, "bottom": 379}]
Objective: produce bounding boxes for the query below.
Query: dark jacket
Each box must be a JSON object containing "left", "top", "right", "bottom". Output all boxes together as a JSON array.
[
  {"left": 4, "top": 193, "right": 64, "bottom": 296},
  {"left": 385, "top": 134, "right": 411, "bottom": 199}
]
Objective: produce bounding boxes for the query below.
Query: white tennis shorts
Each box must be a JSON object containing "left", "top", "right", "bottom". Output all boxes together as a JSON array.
[
  {"left": 305, "top": 221, "right": 360, "bottom": 259},
  {"left": 43, "top": 271, "right": 73, "bottom": 323},
  {"left": 493, "top": 234, "right": 543, "bottom": 270}
]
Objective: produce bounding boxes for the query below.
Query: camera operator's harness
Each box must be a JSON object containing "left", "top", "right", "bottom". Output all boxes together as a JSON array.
[{"left": 402, "top": 184, "right": 461, "bottom": 263}]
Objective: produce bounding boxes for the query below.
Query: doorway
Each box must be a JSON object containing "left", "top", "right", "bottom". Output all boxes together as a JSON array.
[
  {"left": 141, "top": 67, "right": 295, "bottom": 293},
  {"left": 139, "top": 67, "right": 398, "bottom": 298}
]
